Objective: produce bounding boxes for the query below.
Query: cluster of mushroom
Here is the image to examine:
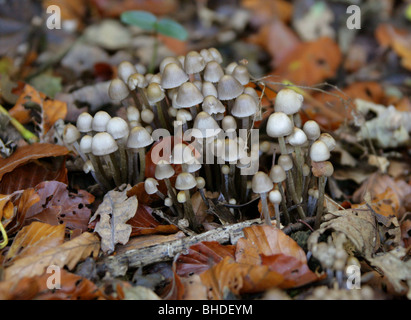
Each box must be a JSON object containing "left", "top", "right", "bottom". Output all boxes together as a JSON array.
[{"left": 251, "top": 88, "right": 336, "bottom": 228}]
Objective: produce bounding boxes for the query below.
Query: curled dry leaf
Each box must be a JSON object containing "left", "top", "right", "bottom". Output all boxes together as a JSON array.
[
  {"left": 0, "top": 143, "right": 69, "bottom": 181},
  {"left": 5, "top": 222, "right": 65, "bottom": 264},
  {"left": 25, "top": 181, "right": 95, "bottom": 231},
  {"left": 89, "top": 185, "right": 138, "bottom": 253},
  {"left": 4, "top": 232, "right": 100, "bottom": 281},
  {"left": 175, "top": 241, "right": 236, "bottom": 277}
]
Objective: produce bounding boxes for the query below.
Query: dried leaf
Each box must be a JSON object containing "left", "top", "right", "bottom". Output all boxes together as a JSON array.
[
  {"left": 5, "top": 222, "right": 65, "bottom": 264},
  {"left": 4, "top": 232, "right": 100, "bottom": 281},
  {"left": 175, "top": 241, "right": 235, "bottom": 277},
  {"left": 89, "top": 185, "right": 138, "bottom": 253}
]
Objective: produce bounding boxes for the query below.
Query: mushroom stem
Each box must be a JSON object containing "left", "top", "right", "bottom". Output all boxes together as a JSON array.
[
  {"left": 138, "top": 148, "right": 146, "bottom": 182},
  {"left": 278, "top": 136, "right": 287, "bottom": 155},
  {"left": 277, "top": 183, "right": 290, "bottom": 225},
  {"left": 184, "top": 189, "right": 198, "bottom": 231},
  {"left": 260, "top": 192, "right": 272, "bottom": 225},
  {"left": 285, "top": 171, "right": 306, "bottom": 219},
  {"left": 294, "top": 146, "right": 304, "bottom": 198},
  {"left": 156, "top": 102, "right": 168, "bottom": 131},
  {"left": 314, "top": 176, "right": 327, "bottom": 229},
  {"left": 190, "top": 105, "right": 198, "bottom": 119},
  {"left": 105, "top": 153, "right": 122, "bottom": 186},
  {"left": 274, "top": 203, "right": 281, "bottom": 228},
  {"left": 165, "top": 178, "right": 184, "bottom": 218},
  {"left": 117, "top": 143, "right": 128, "bottom": 183},
  {"left": 89, "top": 154, "right": 112, "bottom": 189},
  {"left": 72, "top": 141, "right": 87, "bottom": 162}
]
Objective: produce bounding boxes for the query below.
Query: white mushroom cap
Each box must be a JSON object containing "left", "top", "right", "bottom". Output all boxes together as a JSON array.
[
  {"left": 217, "top": 75, "right": 244, "bottom": 100},
  {"left": 278, "top": 154, "right": 293, "bottom": 171},
  {"left": 146, "top": 82, "right": 165, "bottom": 105},
  {"left": 310, "top": 140, "right": 330, "bottom": 162},
  {"left": 184, "top": 51, "right": 206, "bottom": 74},
  {"left": 192, "top": 111, "right": 222, "bottom": 138},
  {"left": 204, "top": 61, "right": 224, "bottom": 83},
  {"left": 274, "top": 88, "right": 303, "bottom": 115},
  {"left": 141, "top": 108, "right": 155, "bottom": 124},
  {"left": 172, "top": 143, "right": 195, "bottom": 164},
  {"left": 127, "top": 126, "right": 154, "bottom": 149},
  {"left": 286, "top": 127, "right": 307, "bottom": 146},
  {"left": 201, "top": 81, "right": 218, "bottom": 98},
  {"left": 76, "top": 112, "right": 93, "bottom": 133},
  {"left": 186, "top": 159, "right": 202, "bottom": 173},
  {"left": 175, "top": 172, "right": 197, "bottom": 190},
  {"left": 252, "top": 171, "right": 273, "bottom": 194},
  {"left": 176, "top": 109, "right": 193, "bottom": 123},
  {"left": 199, "top": 48, "right": 214, "bottom": 63},
  {"left": 225, "top": 62, "right": 238, "bottom": 75},
  {"left": 108, "top": 78, "right": 130, "bottom": 101},
  {"left": 319, "top": 133, "right": 336, "bottom": 151},
  {"left": 303, "top": 120, "right": 321, "bottom": 141},
  {"left": 244, "top": 86, "right": 260, "bottom": 104},
  {"left": 222, "top": 115, "right": 237, "bottom": 133},
  {"left": 202, "top": 95, "right": 226, "bottom": 115},
  {"left": 63, "top": 124, "right": 80, "bottom": 145},
  {"left": 175, "top": 82, "right": 204, "bottom": 108},
  {"left": 221, "top": 138, "right": 245, "bottom": 162},
  {"left": 161, "top": 63, "right": 189, "bottom": 89},
  {"left": 177, "top": 190, "right": 186, "bottom": 203},
  {"left": 83, "top": 160, "right": 94, "bottom": 174},
  {"left": 80, "top": 135, "right": 93, "bottom": 154},
  {"left": 118, "top": 61, "right": 137, "bottom": 83},
  {"left": 269, "top": 165, "right": 286, "bottom": 183},
  {"left": 268, "top": 190, "right": 282, "bottom": 204},
  {"left": 144, "top": 178, "right": 159, "bottom": 195},
  {"left": 92, "top": 111, "right": 111, "bottom": 132},
  {"left": 266, "top": 112, "right": 293, "bottom": 137},
  {"left": 232, "top": 65, "right": 250, "bottom": 85},
  {"left": 231, "top": 94, "right": 258, "bottom": 118},
  {"left": 149, "top": 73, "right": 162, "bottom": 85},
  {"left": 196, "top": 176, "right": 206, "bottom": 189},
  {"left": 128, "top": 73, "right": 148, "bottom": 90},
  {"left": 92, "top": 132, "right": 118, "bottom": 156},
  {"left": 126, "top": 106, "right": 140, "bottom": 123},
  {"left": 155, "top": 160, "right": 175, "bottom": 180},
  {"left": 159, "top": 56, "right": 182, "bottom": 74},
  {"left": 106, "top": 117, "right": 129, "bottom": 140},
  {"left": 208, "top": 47, "right": 223, "bottom": 64}
]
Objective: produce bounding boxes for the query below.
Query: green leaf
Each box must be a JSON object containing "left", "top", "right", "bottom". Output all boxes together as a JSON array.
[
  {"left": 120, "top": 10, "right": 157, "bottom": 31},
  {"left": 29, "top": 73, "right": 62, "bottom": 99},
  {"left": 156, "top": 18, "right": 188, "bottom": 41}
]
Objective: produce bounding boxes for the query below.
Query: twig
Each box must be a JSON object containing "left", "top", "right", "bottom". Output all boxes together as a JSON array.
[{"left": 0, "top": 104, "right": 38, "bottom": 144}]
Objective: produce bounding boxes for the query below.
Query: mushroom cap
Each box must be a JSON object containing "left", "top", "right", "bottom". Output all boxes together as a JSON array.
[
  {"left": 199, "top": 48, "right": 214, "bottom": 63},
  {"left": 286, "top": 127, "right": 307, "bottom": 146},
  {"left": 177, "top": 190, "right": 186, "bottom": 203},
  {"left": 175, "top": 82, "right": 204, "bottom": 108},
  {"left": 83, "top": 160, "right": 94, "bottom": 174},
  {"left": 155, "top": 160, "right": 175, "bottom": 180},
  {"left": 108, "top": 78, "right": 129, "bottom": 101},
  {"left": 126, "top": 106, "right": 140, "bottom": 122},
  {"left": 92, "top": 111, "right": 111, "bottom": 132},
  {"left": 186, "top": 159, "right": 202, "bottom": 173},
  {"left": 312, "top": 161, "right": 334, "bottom": 177},
  {"left": 204, "top": 61, "right": 224, "bottom": 83},
  {"left": 231, "top": 94, "right": 258, "bottom": 118},
  {"left": 128, "top": 73, "right": 147, "bottom": 90},
  {"left": 217, "top": 75, "right": 244, "bottom": 100},
  {"left": 269, "top": 165, "right": 286, "bottom": 183},
  {"left": 278, "top": 154, "right": 293, "bottom": 171},
  {"left": 232, "top": 65, "right": 250, "bottom": 85},
  {"left": 141, "top": 108, "right": 155, "bottom": 124},
  {"left": 196, "top": 176, "right": 206, "bottom": 189},
  {"left": 244, "top": 87, "right": 260, "bottom": 104},
  {"left": 172, "top": 143, "right": 196, "bottom": 164},
  {"left": 274, "top": 88, "right": 303, "bottom": 115},
  {"left": 80, "top": 135, "right": 93, "bottom": 154},
  {"left": 225, "top": 62, "right": 238, "bottom": 75},
  {"left": 146, "top": 83, "right": 165, "bottom": 105},
  {"left": 63, "top": 124, "right": 80, "bottom": 145},
  {"left": 201, "top": 81, "right": 218, "bottom": 98},
  {"left": 319, "top": 133, "right": 336, "bottom": 151},
  {"left": 184, "top": 51, "right": 206, "bottom": 74},
  {"left": 221, "top": 138, "right": 246, "bottom": 162},
  {"left": 303, "top": 120, "right": 321, "bottom": 141},
  {"left": 92, "top": 132, "right": 118, "bottom": 156},
  {"left": 118, "top": 61, "right": 137, "bottom": 83},
  {"left": 176, "top": 109, "right": 193, "bottom": 123},
  {"left": 127, "top": 126, "right": 153, "bottom": 149},
  {"left": 149, "top": 73, "right": 162, "bottom": 85},
  {"left": 192, "top": 111, "right": 222, "bottom": 138},
  {"left": 208, "top": 47, "right": 223, "bottom": 64},
  {"left": 268, "top": 190, "right": 282, "bottom": 204},
  {"left": 159, "top": 56, "right": 182, "bottom": 74},
  {"left": 76, "top": 112, "right": 93, "bottom": 133},
  {"left": 266, "top": 112, "right": 293, "bottom": 138},
  {"left": 175, "top": 172, "right": 197, "bottom": 190},
  {"left": 144, "top": 178, "right": 159, "bottom": 195},
  {"left": 310, "top": 140, "right": 330, "bottom": 162},
  {"left": 222, "top": 115, "right": 237, "bottom": 132},
  {"left": 106, "top": 117, "right": 129, "bottom": 140},
  {"left": 202, "top": 95, "right": 226, "bottom": 115},
  {"left": 160, "top": 63, "right": 189, "bottom": 89},
  {"left": 252, "top": 171, "right": 273, "bottom": 194}
]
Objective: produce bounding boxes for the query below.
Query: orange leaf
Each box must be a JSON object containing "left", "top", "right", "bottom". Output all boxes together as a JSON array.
[{"left": 175, "top": 241, "right": 235, "bottom": 277}]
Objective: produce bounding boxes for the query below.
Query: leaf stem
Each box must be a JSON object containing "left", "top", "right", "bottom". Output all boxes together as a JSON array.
[{"left": 0, "top": 104, "right": 38, "bottom": 144}]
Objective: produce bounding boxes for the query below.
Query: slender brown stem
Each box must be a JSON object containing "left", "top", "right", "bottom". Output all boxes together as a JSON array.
[{"left": 314, "top": 176, "right": 327, "bottom": 229}]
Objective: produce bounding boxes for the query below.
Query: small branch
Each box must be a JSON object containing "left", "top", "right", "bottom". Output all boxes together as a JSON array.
[{"left": 0, "top": 104, "right": 38, "bottom": 144}]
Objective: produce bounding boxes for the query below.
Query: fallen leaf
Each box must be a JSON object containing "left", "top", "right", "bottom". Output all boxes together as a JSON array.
[
  {"left": 90, "top": 0, "right": 178, "bottom": 17},
  {"left": 175, "top": 241, "right": 235, "bottom": 277},
  {"left": 89, "top": 185, "right": 138, "bottom": 253},
  {"left": 4, "top": 232, "right": 100, "bottom": 281},
  {"left": 5, "top": 222, "right": 65, "bottom": 264}
]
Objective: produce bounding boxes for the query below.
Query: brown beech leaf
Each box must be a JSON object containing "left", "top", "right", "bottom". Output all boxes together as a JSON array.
[
  {"left": 90, "top": 0, "right": 178, "bottom": 17},
  {"left": 235, "top": 225, "right": 308, "bottom": 265},
  {"left": 199, "top": 257, "right": 284, "bottom": 300},
  {"left": 401, "top": 219, "right": 411, "bottom": 249},
  {"left": 273, "top": 37, "right": 341, "bottom": 86},
  {"left": 127, "top": 204, "right": 179, "bottom": 237},
  {"left": 161, "top": 269, "right": 185, "bottom": 300},
  {"left": 3, "top": 232, "right": 100, "bottom": 281},
  {"left": 0, "top": 269, "right": 105, "bottom": 300},
  {"left": 0, "top": 143, "right": 69, "bottom": 181},
  {"left": 175, "top": 241, "right": 236, "bottom": 277},
  {"left": 5, "top": 222, "right": 65, "bottom": 264},
  {"left": 0, "top": 158, "right": 67, "bottom": 194},
  {"left": 25, "top": 181, "right": 94, "bottom": 231},
  {"left": 260, "top": 254, "right": 319, "bottom": 289}
]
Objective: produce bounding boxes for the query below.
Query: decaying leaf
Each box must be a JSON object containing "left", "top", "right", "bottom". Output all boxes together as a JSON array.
[
  {"left": 4, "top": 232, "right": 100, "bottom": 281},
  {"left": 89, "top": 185, "right": 138, "bottom": 253}
]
